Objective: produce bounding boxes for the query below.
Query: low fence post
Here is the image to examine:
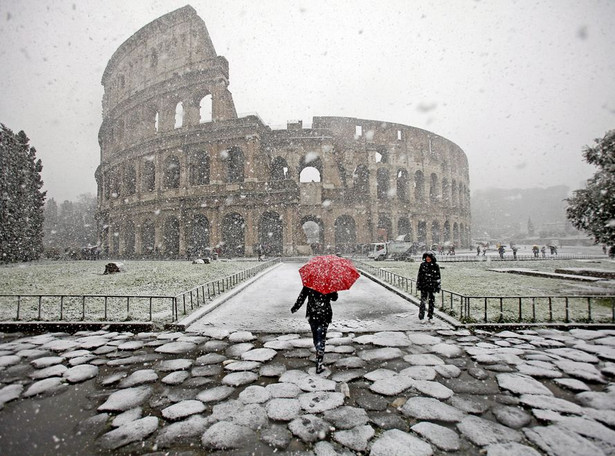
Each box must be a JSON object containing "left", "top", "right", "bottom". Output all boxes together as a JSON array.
[{"left": 16, "top": 296, "right": 20, "bottom": 321}]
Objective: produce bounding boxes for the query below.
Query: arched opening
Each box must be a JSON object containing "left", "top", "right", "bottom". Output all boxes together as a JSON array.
[
  {"left": 443, "top": 220, "right": 451, "bottom": 243},
  {"left": 199, "top": 95, "right": 212, "bottom": 123},
  {"left": 397, "top": 169, "right": 409, "bottom": 201},
  {"left": 353, "top": 165, "right": 369, "bottom": 195},
  {"left": 299, "top": 154, "right": 322, "bottom": 183},
  {"left": 187, "top": 214, "right": 210, "bottom": 258},
  {"left": 222, "top": 213, "right": 245, "bottom": 257},
  {"left": 417, "top": 221, "right": 427, "bottom": 245},
  {"left": 190, "top": 150, "right": 209, "bottom": 185},
  {"left": 431, "top": 220, "right": 441, "bottom": 245},
  {"left": 377, "top": 214, "right": 392, "bottom": 241},
  {"left": 414, "top": 170, "right": 425, "bottom": 202},
  {"left": 226, "top": 147, "right": 244, "bottom": 183},
  {"left": 442, "top": 178, "right": 450, "bottom": 205},
  {"left": 334, "top": 215, "right": 357, "bottom": 254},
  {"left": 430, "top": 173, "right": 439, "bottom": 203},
  {"left": 453, "top": 222, "right": 460, "bottom": 246},
  {"left": 163, "top": 216, "right": 180, "bottom": 257},
  {"left": 398, "top": 217, "right": 412, "bottom": 241},
  {"left": 271, "top": 157, "right": 289, "bottom": 181},
  {"left": 124, "top": 220, "right": 135, "bottom": 256},
  {"left": 301, "top": 216, "right": 324, "bottom": 254},
  {"left": 141, "top": 220, "right": 155, "bottom": 256},
  {"left": 299, "top": 166, "right": 321, "bottom": 183},
  {"left": 259, "top": 211, "right": 283, "bottom": 256},
  {"left": 163, "top": 155, "right": 180, "bottom": 189},
  {"left": 377, "top": 168, "right": 389, "bottom": 200},
  {"left": 174, "top": 102, "right": 184, "bottom": 129},
  {"left": 143, "top": 158, "right": 156, "bottom": 192},
  {"left": 451, "top": 180, "right": 458, "bottom": 206},
  {"left": 125, "top": 164, "right": 136, "bottom": 195}
]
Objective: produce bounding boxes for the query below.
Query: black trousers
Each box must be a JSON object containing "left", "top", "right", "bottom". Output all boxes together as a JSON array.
[
  {"left": 309, "top": 320, "right": 328, "bottom": 354},
  {"left": 419, "top": 290, "right": 435, "bottom": 320}
]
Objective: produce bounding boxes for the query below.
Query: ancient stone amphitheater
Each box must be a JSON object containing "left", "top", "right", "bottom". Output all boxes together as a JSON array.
[{"left": 96, "top": 5, "right": 471, "bottom": 258}]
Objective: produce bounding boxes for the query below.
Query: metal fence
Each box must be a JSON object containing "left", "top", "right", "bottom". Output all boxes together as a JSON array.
[
  {"left": 0, "top": 259, "right": 280, "bottom": 323},
  {"left": 354, "top": 260, "right": 615, "bottom": 324}
]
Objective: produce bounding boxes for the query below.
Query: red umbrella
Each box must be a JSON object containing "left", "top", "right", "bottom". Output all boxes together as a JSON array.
[{"left": 299, "top": 255, "right": 360, "bottom": 295}]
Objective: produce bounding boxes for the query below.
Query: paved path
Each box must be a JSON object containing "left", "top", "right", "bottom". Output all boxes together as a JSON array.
[
  {"left": 185, "top": 262, "right": 448, "bottom": 333},
  {"left": 1, "top": 265, "right": 615, "bottom": 455}
]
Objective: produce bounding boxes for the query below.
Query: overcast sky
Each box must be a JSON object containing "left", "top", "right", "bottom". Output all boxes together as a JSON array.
[{"left": 1, "top": 0, "right": 614, "bottom": 203}]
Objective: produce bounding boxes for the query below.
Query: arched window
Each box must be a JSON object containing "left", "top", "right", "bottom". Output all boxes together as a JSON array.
[
  {"left": 190, "top": 150, "right": 210, "bottom": 185},
  {"left": 125, "top": 164, "right": 136, "bottom": 195},
  {"left": 377, "top": 214, "right": 392, "bottom": 241},
  {"left": 141, "top": 220, "right": 156, "bottom": 256},
  {"left": 443, "top": 221, "right": 451, "bottom": 243},
  {"left": 353, "top": 165, "right": 369, "bottom": 195},
  {"left": 227, "top": 147, "right": 244, "bottom": 183},
  {"left": 271, "top": 157, "right": 289, "bottom": 181},
  {"left": 301, "top": 216, "right": 325, "bottom": 254},
  {"left": 451, "top": 180, "right": 458, "bottom": 206},
  {"left": 431, "top": 221, "right": 440, "bottom": 245},
  {"left": 143, "top": 159, "right": 156, "bottom": 192},
  {"left": 188, "top": 214, "right": 210, "bottom": 257},
  {"left": 199, "top": 95, "right": 212, "bottom": 123},
  {"left": 259, "top": 211, "right": 283, "bottom": 255},
  {"left": 398, "top": 217, "right": 412, "bottom": 240},
  {"left": 397, "top": 169, "right": 409, "bottom": 201},
  {"left": 377, "top": 168, "right": 389, "bottom": 200},
  {"left": 222, "top": 213, "right": 245, "bottom": 257},
  {"left": 334, "top": 215, "right": 357, "bottom": 254},
  {"left": 442, "top": 178, "right": 450, "bottom": 205},
  {"left": 430, "top": 173, "right": 439, "bottom": 203},
  {"left": 163, "top": 155, "right": 180, "bottom": 189},
  {"left": 375, "top": 146, "right": 388, "bottom": 164},
  {"left": 174, "top": 102, "right": 184, "bottom": 129},
  {"left": 300, "top": 166, "right": 321, "bottom": 182},
  {"left": 417, "top": 221, "right": 427, "bottom": 245},
  {"left": 414, "top": 170, "right": 425, "bottom": 202},
  {"left": 124, "top": 220, "right": 135, "bottom": 256},
  {"left": 453, "top": 222, "right": 460, "bottom": 246},
  {"left": 164, "top": 216, "right": 180, "bottom": 257}
]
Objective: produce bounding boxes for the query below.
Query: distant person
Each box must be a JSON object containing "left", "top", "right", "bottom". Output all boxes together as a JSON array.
[
  {"left": 476, "top": 245, "right": 481, "bottom": 256},
  {"left": 498, "top": 245, "right": 505, "bottom": 259},
  {"left": 603, "top": 245, "right": 607, "bottom": 255},
  {"left": 541, "top": 246, "right": 546, "bottom": 258},
  {"left": 512, "top": 245, "right": 518, "bottom": 260},
  {"left": 256, "top": 244, "right": 263, "bottom": 261},
  {"left": 416, "top": 252, "right": 441, "bottom": 324},
  {"left": 532, "top": 245, "right": 539, "bottom": 258},
  {"left": 291, "top": 286, "right": 338, "bottom": 374}
]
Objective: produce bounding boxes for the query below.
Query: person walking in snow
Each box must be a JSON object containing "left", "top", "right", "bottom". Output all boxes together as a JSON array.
[
  {"left": 416, "top": 251, "right": 441, "bottom": 324},
  {"left": 291, "top": 286, "right": 338, "bottom": 373}
]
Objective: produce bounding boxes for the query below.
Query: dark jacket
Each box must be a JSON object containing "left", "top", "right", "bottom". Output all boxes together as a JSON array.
[
  {"left": 416, "top": 252, "right": 441, "bottom": 293},
  {"left": 291, "top": 286, "right": 338, "bottom": 324}
]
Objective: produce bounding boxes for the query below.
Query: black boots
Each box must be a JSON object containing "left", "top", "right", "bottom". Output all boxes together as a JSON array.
[{"left": 316, "top": 351, "right": 324, "bottom": 374}]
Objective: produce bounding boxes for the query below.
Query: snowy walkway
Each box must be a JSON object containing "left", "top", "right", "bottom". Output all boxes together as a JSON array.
[{"left": 185, "top": 262, "right": 450, "bottom": 333}]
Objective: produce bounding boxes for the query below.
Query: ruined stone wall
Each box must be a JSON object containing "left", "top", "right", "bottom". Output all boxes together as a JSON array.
[{"left": 96, "top": 6, "right": 471, "bottom": 259}]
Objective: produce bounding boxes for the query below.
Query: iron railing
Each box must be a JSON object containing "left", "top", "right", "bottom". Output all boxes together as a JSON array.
[
  {"left": 0, "top": 259, "right": 280, "bottom": 323},
  {"left": 354, "top": 260, "right": 615, "bottom": 324}
]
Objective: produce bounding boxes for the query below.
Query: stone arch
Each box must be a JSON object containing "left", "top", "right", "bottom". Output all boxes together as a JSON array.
[
  {"left": 187, "top": 214, "right": 210, "bottom": 257},
  {"left": 453, "top": 222, "right": 460, "bottom": 246},
  {"left": 163, "top": 155, "right": 181, "bottom": 189},
  {"left": 417, "top": 220, "right": 427, "bottom": 245},
  {"left": 398, "top": 217, "right": 412, "bottom": 240},
  {"left": 377, "top": 214, "right": 392, "bottom": 241},
  {"left": 271, "top": 157, "right": 289, "bottom": 181},
  {"left": 299, "top": 154, "right": 323, "bottom": 183},
  {"left": 141, "top": 219, "right": 156, "bottom": 256},
  {"left": 226, "top": 147, "right": 244, "bottom": 183},
  {"left": 397, "top": 168, "right": 409, "bottom": 202},
  {"left": 143, "top": 158, "right": 156, "bottom": 192},
  {"left": 163, "top": 216, "right": 180, "bottom": 257},
  {"left": 110, "top": 169, "right": 121, "bottom": 199},
  {"left": 222, "top": 212, "right": 245, "bottom": 257},
  {"left": 125, "top": 163, "right": 136, "bottom": 195},
  {"left": 334, "top": 215, "right": 356, "bottom": 253},
  {"left": 430, "top": 173, "right": 439, "bottom": 203},
  {"left": 190, "top": 150, "right": 210, "bottom": 185},
  {"left": 451, "top": 180, "right": 458, "bottom": 206},
  {"left": 174, "top": 102, "right": 184, "bottom": 129},
  {"left": 375, "top": 146, "right": 389, "bottom": 164},
  {"left": 353, "top": 164, "right": 369, "bottom": 195},
  {"left": 377, "top": 168, "right": 389, "bottom": 200},
  {"left": 414, "top": 170, "right": 425, "bottom": 202},
  {"left": 260, "top": 211, "right": 283, "bottom": 256},
  {"left": 199, "top": 94, "right": 212, "bottom": 123},
  {"left": 431, "top": 220, "right": 440, "bottom": 245},
  {"left": 442, "top": 178, "right": 450, "bottom": 205},
  {"left": 301, "top": 216, "right": 324, "bottom": 254},
  {"left": 124, "top": 220, "right": 136, "bottom": 256},
  {"left": 443, "top": 220, "right": 451, "bottom": 243}
]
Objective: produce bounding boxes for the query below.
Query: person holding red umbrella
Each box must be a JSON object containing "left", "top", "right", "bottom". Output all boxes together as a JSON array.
[
  {"left": 291, "top": 286, "right": 338, "bottom": 374},
  {"left": 291, "top": 255, "right": 360, "bottom": 374}
]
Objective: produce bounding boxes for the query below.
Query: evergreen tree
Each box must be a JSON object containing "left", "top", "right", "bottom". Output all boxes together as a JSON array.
[
  {"left": 42, "top": 193, "right": 98, "bottom": 254},
  {"left": 0, "top": 124, "right": 46, "bottom": 263},
  {"left": 566, "top": 130, "right": 615, "bottom": 246},
  {"left": 527, "top": 217, "right": 535, "bottom": 236}
]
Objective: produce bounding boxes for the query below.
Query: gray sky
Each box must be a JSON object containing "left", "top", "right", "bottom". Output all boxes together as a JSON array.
[{"left": 1, "top": 0, "right": 614, "bottom": 203}]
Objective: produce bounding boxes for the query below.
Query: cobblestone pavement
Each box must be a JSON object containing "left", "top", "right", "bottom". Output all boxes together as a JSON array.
[{"left": 1, "top": 325, "right": 615, "bottom": 455}]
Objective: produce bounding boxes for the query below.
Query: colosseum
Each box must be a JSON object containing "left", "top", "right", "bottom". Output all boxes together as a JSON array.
[{"left": 96, "top": 5, "right": 471, "bottom": 258}]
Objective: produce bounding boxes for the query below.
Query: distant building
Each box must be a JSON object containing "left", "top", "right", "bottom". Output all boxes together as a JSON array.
[{"left": 96, "top": 6, "right": 471, "bottom": 258}]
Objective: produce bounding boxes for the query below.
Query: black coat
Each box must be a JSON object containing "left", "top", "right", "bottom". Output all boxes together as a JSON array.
[
  {"left": 416, "top": 252, "right": 441, "bottom": 293},
  {"left": 291, "top": 286, "right": 338, "bottom": 324}
]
